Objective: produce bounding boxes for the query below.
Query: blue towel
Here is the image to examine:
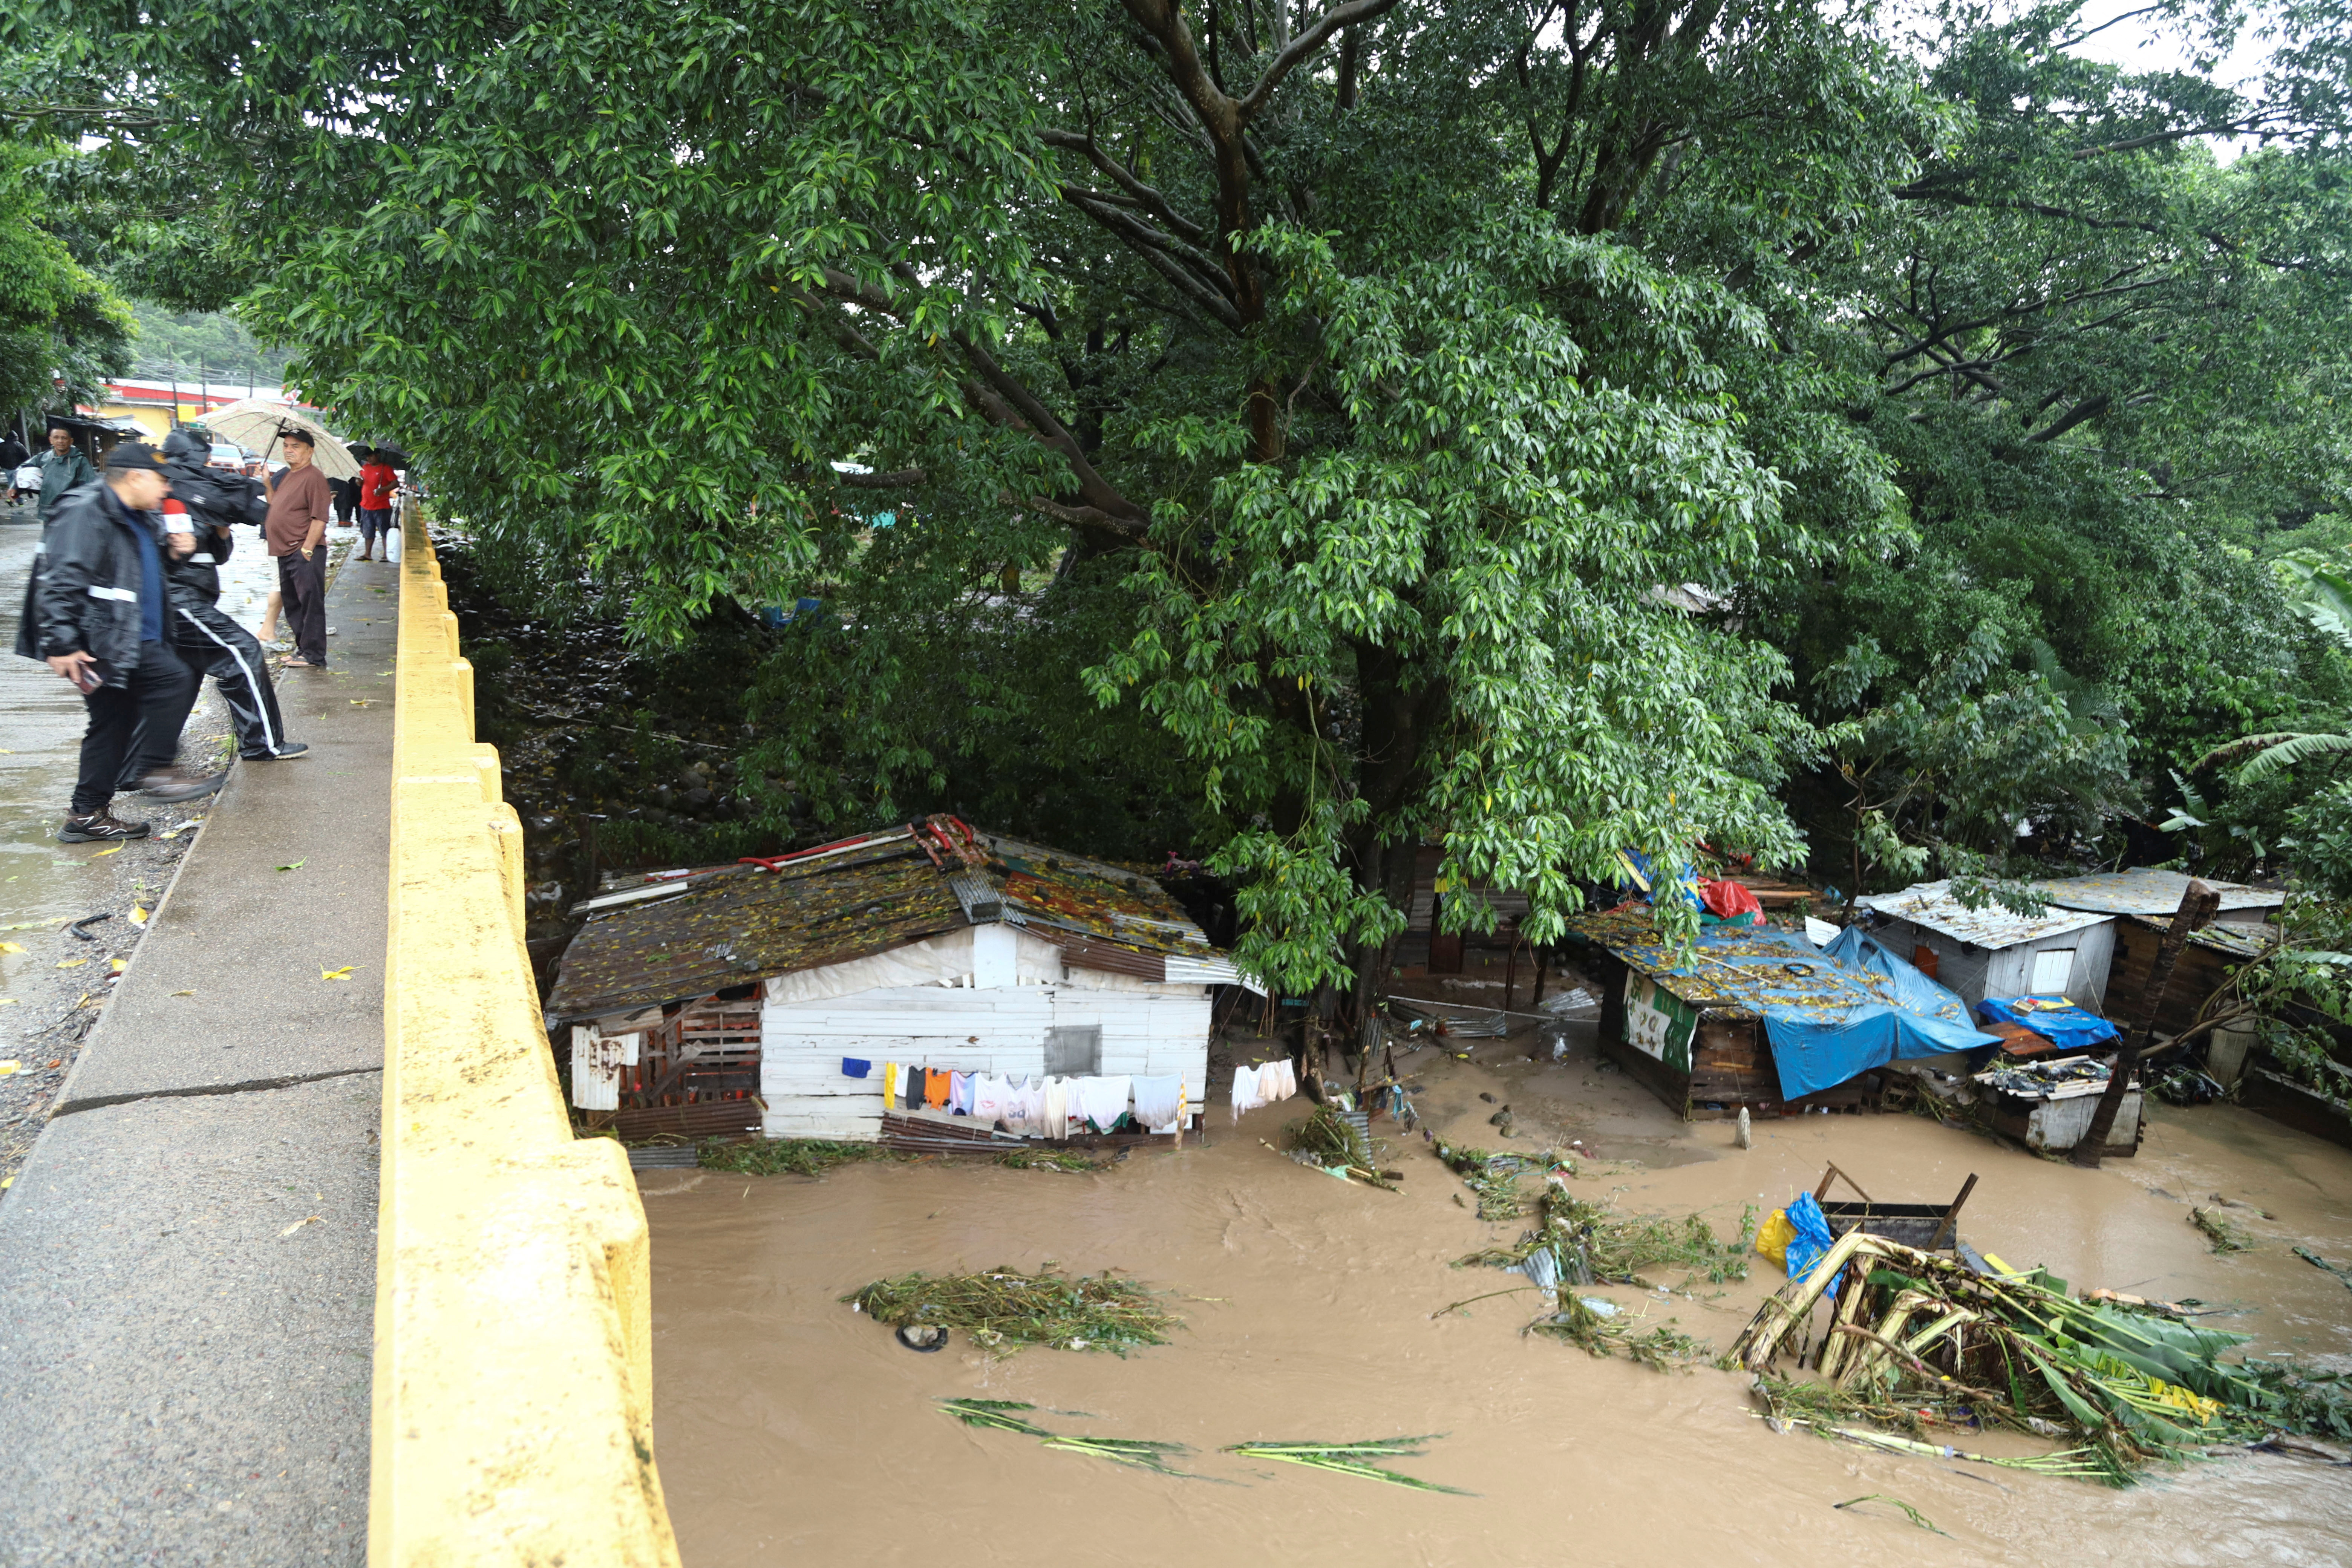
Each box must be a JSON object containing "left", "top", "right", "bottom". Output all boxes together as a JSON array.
[{"left": 842, "top": 1057, "right": 871, "bottom": 1078}]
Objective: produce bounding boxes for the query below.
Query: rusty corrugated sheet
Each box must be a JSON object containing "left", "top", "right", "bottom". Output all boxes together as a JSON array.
[{"left": 548, "top": 818, "right": 1222, "bottom": 1022}]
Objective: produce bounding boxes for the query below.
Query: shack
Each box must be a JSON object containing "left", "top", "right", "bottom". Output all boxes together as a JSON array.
[
  {"left": 1852, "top": 880, "right": 2116, "bottom": 1012},
  {"left": 546, "top": 816, "right": 1239, "bottom": 1144},
  {"left": 2107, "top": 916, "right": 2267, "bottom": 1038},
  {"left": 1567, "top": 908, "right": 1996, "bottom": 1119}
]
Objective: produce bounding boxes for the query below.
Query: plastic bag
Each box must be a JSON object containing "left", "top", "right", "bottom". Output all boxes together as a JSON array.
[
  {"left": 1755, "top": 1208, "right": 1796, "bottom": 1268},
  {"left": 1781, "top": 1191, "right": 1844, "bottom": 1297}
]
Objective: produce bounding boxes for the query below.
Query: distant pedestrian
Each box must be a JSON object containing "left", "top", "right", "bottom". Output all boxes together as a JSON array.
[
  {"left": 15, "top": 440, "right": 218, "bottom": 844},
  {"left": 264, "top": 427, "right": 334, "bottom": 668},
  {"left": 0, "top": 432, "right": 26, "bottom": 506},
  {"left": 34, "top": 427, "right": 97, "bottom": 524},
  {"left": 355, "top": 447, "right": 398, "bottom": 561}
]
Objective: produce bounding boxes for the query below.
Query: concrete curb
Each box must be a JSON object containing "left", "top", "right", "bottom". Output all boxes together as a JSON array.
[{"left": 372, "top": 509, "right": 680, "bottom": 1565}]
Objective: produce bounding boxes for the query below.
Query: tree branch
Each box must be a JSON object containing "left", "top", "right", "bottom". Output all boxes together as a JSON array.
[{"left": 1234, "top": 0, "right": 1407, "bottom": 124}]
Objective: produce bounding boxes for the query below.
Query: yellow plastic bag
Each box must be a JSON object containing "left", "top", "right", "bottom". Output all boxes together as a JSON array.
[{"left": 1755, "top": 1208, "right": 1796, "bottom": 1268}]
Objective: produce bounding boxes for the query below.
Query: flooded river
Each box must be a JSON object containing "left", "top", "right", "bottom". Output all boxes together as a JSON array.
[{"left": 642, "top": 1034, "right": 2352, "bottom": 1566}]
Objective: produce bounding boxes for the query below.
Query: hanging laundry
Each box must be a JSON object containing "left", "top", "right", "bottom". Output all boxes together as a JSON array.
[
  {"left": 842, "top": 1057, "right": 871, "bottom": 1080},
  {"left": 1231, "top": 1063, "right": 1269, "bottom": 1122},
  {"left": 923, "top": 1067, "right": 951, "bottom": 1109},
  {"left": 1257, "top": 1058, "right": 1297, "bottom": 1104},
  {"left": 1076, "top": 1075, "right": 1132, "bottom": 1132},
  {"left": 1041, "top": 1076, "right": 1072, "bottom": 1140},
  {"left": 972, "top": 1073, "right": 1009, "bottom": 1127},
  {"left": 884, "top": 1060, "right": 900, "bottom": 1110},
  {"left": 1003, "top": 1076, "right": 1045, "bottom": 1136},
  {"left": 949, "top": 1070, "right": 974, "bottom": 1115},
  {"left": 1132, "top": 1075, "right": 1182, "bottom": 1132}
]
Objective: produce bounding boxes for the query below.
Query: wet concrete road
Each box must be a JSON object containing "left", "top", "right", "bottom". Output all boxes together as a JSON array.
[{"left": 0, "top": 521, "right": 394, "bottom": 1566}]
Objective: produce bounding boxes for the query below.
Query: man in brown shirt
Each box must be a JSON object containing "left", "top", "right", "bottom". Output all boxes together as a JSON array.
[{"left": 264, "top": 428, "right": 334, "bottom": 666}]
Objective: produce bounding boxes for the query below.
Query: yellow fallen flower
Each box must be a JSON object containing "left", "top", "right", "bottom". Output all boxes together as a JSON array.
[
  {"left": 56, "top": 958, "right": 87, "bottom": 969},
  {"left": 322, "top": 966, "right": 355, "bottom": 981}
]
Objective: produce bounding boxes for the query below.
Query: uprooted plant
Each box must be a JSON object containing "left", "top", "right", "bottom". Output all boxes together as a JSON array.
[
  {"left": 1729, "top": 1229, "right": 2343, "bottom": 1483},
  {"left": 1435, "top": 1142, "right": 1536, "bottom": 1220},
  {"left": 1458, "top": 1178, "right": 1756, "bottom": 1289}
]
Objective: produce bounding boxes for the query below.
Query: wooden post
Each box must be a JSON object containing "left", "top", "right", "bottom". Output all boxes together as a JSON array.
[
  {"left": 2072, "top": 879, "right": 2220, "bottom": 1167},
  {"left": 1503, "top": 920, "right": 1520, "bottom": 1011}
]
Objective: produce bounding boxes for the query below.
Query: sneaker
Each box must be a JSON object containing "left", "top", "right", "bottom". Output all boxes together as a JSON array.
[
  {"left": 130, "top": 768, "right": 226, "bottom": 802},
  {"left": 242, "top": 741, "right": 310, "bottom": 760},
  {"left": 59, "top": 810, "right": 152, "bottom": 843}
]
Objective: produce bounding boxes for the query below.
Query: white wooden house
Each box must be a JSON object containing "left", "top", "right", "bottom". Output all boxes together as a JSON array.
[
  {"left": 546, "top": 816, "right": 1240, "bottom": 1144},
  {"left": 1853, "top": 880, "right": 2116, "bottom": 1013}
]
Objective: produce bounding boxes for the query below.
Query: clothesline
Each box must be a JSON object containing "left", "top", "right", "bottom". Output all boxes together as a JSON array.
[{"left": 843, "top": 1057, "right": 1194, "bottom": 1136}]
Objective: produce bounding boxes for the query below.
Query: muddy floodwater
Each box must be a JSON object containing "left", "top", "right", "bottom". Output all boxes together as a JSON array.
[{"left": 643, "top": 1029, "right": 2352, "bottom": 1566}]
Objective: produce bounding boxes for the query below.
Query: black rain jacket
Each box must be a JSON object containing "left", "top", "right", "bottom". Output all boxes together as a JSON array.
[{"left": 15, "top": 481, "right": 165, "bottom": 685}]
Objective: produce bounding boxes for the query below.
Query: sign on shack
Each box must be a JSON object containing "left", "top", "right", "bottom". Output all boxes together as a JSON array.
[{"left": 1567, "top": 908, "right": 1997, "bottom": 1120}]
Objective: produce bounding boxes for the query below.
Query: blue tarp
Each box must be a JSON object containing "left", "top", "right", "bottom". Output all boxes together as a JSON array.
[
  {"left": 1976, "top": 994, "right": 2120, "bottom": 1053},
  {"left": 1782, "top": 1192, "right": 1845, "bottom": 1297},
  {"left": 1589, "top": 917, "right": 1998, "bottom": 1101}
]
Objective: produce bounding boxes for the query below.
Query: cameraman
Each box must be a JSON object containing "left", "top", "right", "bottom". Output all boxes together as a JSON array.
[{"left": 159, "top": 429, "right": 306, "bottom": 762}]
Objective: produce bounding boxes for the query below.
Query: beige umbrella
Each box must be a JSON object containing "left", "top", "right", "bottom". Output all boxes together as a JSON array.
[{"left": 193, "top": 398, "right": 361, "bottom": 480}]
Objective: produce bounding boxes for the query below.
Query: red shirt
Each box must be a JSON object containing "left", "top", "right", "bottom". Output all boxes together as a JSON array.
[{"left": 359, "top": 461, "right": 397, "bottom": 510}]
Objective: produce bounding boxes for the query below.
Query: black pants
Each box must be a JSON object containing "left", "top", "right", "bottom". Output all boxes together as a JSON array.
[
  {"left": 75, "top": 640, "right": 199, "bottom": 815},
  {"left": 172, "top": 597, "right": 288, "bottom": 758},
  {"left": 277, "top": 548, "right": 327, "bottom": 665}
]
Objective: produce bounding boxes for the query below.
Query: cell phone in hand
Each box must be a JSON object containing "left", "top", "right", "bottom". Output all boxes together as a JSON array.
[{"left": 67, "top": 657, "right": 109, "bottom": 694}]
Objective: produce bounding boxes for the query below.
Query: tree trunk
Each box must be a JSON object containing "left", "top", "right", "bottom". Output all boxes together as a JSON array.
[{"left": 2072, "top": 879, "right": 2219, "bottom": 1168}]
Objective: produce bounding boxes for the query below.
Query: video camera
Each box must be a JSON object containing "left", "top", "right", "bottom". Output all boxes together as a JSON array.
[{"left": 162, "top": 429, "right": 268, "bottom": 531}]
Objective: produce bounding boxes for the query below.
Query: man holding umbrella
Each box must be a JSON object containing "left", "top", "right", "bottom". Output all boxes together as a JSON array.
[{"left": 264, "top": 425, "right": 334, "bottom": 667}]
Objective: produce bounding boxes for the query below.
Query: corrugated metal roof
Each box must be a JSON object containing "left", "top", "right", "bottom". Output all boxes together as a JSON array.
[
  {"left": 1854, "top": 880, "right": 2110, "bottom": 948},
  {"left": 2036, "top": 867, "right": 2284, "bottom": 917},
  {"left": 1565, "top": 906, "right": 1942, "bottom": 1023},
  {"left": 546, "top": 817, "right": 1225, "bottom": 1023}
]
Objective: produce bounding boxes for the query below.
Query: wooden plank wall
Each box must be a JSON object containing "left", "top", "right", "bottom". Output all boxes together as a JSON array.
[{"left": 2107, "top": 919, "right": 2237, "bottom": 1037}]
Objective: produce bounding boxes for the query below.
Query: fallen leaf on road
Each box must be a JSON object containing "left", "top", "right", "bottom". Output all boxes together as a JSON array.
[
  {"left": 322, "top": 966, "right": 355, "bottom": 981},
  {"left": 0, "top": 942, "right": 21, "bottom": 954},
  {"left": 349, "top": 699, "right": 374, "bottom": 707},
  {"left": 170, "top": 989, "right": 195, "bottom": 997},
  {"left": 46, "top": 1060, "right": 60, "bottom": 1069},
  {"left": 155, "top": 818, "right": 204, "bottom": 840},
  {"left": 0, "top": 1061, "right": 17, "bottom": 1075},
  {"left": 90, "top": 845, "right": 124, "bottom": 858},
  {"left": 109, "top": 959, "right": 126, "bottom": 973},
  {"left": 129, "top": 906, "right": 148, "bottom": 925},
  {"left": 55, "top": 958, "right": 87, "bottom": 969},
  {"left": 275, "top": 859, "right": 306, "bottom": 872},
  {"left": 0, "top": 999, "right": 17, "bottom": 1007},
  {"left": 278, "top": 1215, "right": 323, "bottom": 1237}
]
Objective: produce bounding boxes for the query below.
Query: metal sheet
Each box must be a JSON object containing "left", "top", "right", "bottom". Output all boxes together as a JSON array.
[
  {"left": 1855, "top": 880, "right": 2111, "bottom": 948},
  {"left": 2035, "top": 867, "right": 2283, "bottom": 917}
]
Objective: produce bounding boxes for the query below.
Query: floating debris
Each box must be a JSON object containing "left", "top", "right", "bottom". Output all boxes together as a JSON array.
[
  {"left": 700, "top": 1138, "right": 905, "bottom": 1177},
  {"left": 845, "top": 1265, "right": 1179, "bottom": 1355},
  {"left": 1223, "top": 1438, "right": 1472, "bottom": 1494},
  {"left": 1730, "top": 1230, "right": 2349, "bottom": 1483},
  {"left": 2190, "top": 1207, "right": 2254, "bottom": 1254}
]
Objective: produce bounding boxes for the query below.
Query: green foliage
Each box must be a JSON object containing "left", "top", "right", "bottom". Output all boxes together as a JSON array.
[
  {"left": 698, "top": 1138, "right": 903, "bottom": 1177},
  {"left": 37, "top": 0, "right": 2352, "bottom": 965},
  {"left": 0, "top": 139, "right": 132, "bottom": 412}
]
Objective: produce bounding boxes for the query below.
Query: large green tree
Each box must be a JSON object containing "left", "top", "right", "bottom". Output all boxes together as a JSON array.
[{"left": 33, "top": 0, "right": 2352, "bottom": 987}]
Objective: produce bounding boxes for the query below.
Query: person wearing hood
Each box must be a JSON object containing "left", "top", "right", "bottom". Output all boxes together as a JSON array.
[
  {"left": 159, "top": 428, "right": 306, "bottom": 762},
  {"left": 17, "top": 440, "right": 219, "bottom": 842}
]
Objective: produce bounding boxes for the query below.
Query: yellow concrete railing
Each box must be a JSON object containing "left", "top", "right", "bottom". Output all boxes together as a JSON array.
[{"left": 374, "top": 509, "right": 681, "bottom": 1566}]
